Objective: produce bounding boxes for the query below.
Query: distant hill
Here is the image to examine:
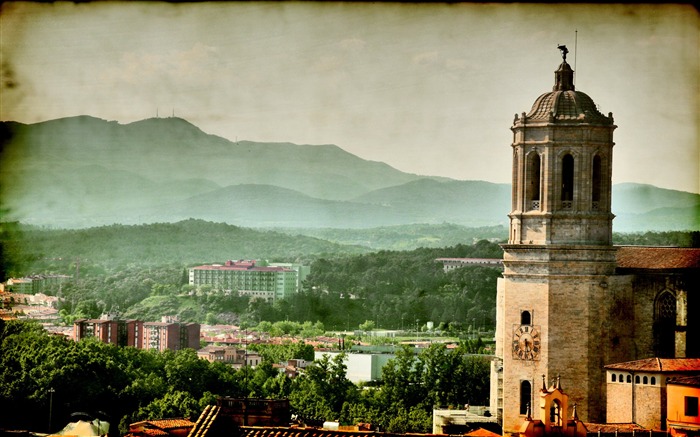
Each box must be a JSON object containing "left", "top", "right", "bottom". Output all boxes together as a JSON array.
[
  {"left": 1, "top": 116, "right": 697, "bottom": 232},
  {"left": 611, "top": 183, "right": 700, "bottom": 232},
  {"left": 13, "top": 219, "right": 369, "bottom": 268}
]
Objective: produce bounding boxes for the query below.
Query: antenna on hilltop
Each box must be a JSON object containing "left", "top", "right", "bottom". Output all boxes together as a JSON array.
[
  {"left": 156, "top": 107, "right": 159, "bottom": 118},
  {"left": 172, "top": 108, "right": 175, "bottom": 118},
  {"left": 574, "top": 29, "right": 578, "bottom": 86}
]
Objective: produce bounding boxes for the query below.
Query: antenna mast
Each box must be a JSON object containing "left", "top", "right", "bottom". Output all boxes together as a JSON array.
[{"left": 574, "top": 30, "right": 578, "bottom": 85}]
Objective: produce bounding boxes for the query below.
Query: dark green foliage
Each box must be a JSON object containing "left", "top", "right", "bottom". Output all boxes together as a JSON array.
[
  {"left": 0, "top": 320, "right": 491, "bottom": 434},
  {"left": 248, "top": 341, "right": 316, "bottom": 363},
  {"left": 9, "top": 219, "right": 367, "bottom": 271},
  {"left": 272, "top": 223, "right": 507, "bottom": 251},
  {"left": 0, "top": 320, "right": 241, "bottom": 435},
  {"left": 257, "top": 241, "right": 504, "bottom": 330},
  {"left": 613, "top": 230, "right": 700, "bottom": 247}
]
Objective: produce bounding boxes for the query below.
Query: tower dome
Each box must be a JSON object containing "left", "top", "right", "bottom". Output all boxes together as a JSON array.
[
  {"left": 522, "top": 60, "right": 613, "bottom": 125},
  {"left": 508, "top": 46, "right": 617, "bottom": 247}
]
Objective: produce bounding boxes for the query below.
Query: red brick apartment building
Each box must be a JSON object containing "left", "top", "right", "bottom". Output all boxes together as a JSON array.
[{"left": 73, "top": 317, "right": 199, "bottom": 352}]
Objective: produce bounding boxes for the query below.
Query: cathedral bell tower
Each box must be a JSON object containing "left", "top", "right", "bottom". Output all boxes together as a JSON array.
[
  {"left": 508, "top": 50, "right": 616, "bottom": 246},
  {"left": 492, "top": 47, "right": 619, "bottom": 433}
]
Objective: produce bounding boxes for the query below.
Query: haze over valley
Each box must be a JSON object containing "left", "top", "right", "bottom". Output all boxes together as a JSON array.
[{"left": 1, "top": 116, "right": 698, "bottom": 233}]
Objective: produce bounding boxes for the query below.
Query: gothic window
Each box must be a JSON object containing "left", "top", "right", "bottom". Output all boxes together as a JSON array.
[
  {"left": 521, "top": 310, "right": 532, "bottom": 325},
  {"left": 636, "top": 376, "right": 640, "bottom": 384},
  {"left": 654, "top": 290, "right": 677, "bottom": 358},
  {"left": 520, "top": 380, "right": 532, "bottom": 415},
  {"left": 592, "top": 155, "right": 602, "bottom": 210},
  {"left": 561, "top": 154, "right": 574, "bottom": 208},
  {"left": 619, "top": 374, "right": 624, "bottom": 383},
  {"left": 627, "top": 375, "right": 631, "bottom": 383},
  {"left": 651, "top": 377, "right": 656, "bottom": 385},
  {"left": 643, "top": 376, "right": 648, "bottom": 384},
  {"left": 611, "top": 374, "right": 616, "bottom": 382},
  {"left": 526, "top": 153, "right": 541, "bottom": 210}
]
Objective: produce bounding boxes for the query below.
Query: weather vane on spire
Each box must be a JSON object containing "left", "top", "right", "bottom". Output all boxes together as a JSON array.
[{"left": 557, "top": 44, "right": 569, "bottom": 61}]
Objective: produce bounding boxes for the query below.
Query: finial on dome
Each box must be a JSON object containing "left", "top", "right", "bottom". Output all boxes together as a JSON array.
[
  {"left": 557, "top": 44, "right": 569, "bottom": 60},
  {"left": 553, "top": 46, "right": 575, "bottom": 92}
]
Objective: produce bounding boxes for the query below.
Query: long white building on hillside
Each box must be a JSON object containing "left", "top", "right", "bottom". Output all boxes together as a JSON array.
[{"left": 189, "top": 260, "right": 309, "bottom": 301}]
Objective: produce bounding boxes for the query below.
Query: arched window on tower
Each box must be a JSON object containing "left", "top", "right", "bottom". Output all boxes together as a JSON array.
[
  {"left": 526, "top": 153, "right": 541, "bottom": 210},
  {"left": 561, "top": 154, "right": 574, "bottom": 209},
  {"left": 520, "top": 380, "right": 532, "bottom": 415},
  {"left": 550, "top": 399, "right": 562, "bottom": 426},
  {"left": 653, "top": 290, "right": 677, "bottom": 358},
  {"left": 521, "top": 310, "right": 532, "bottom": 326},
  {"left": 592, "top": 155, "right": 602, "bottom": 210}
]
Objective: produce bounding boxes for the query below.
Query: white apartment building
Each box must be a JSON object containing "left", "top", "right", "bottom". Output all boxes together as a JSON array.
[{"left": 188, "top": 260, "right": 307, "bottom": 301}]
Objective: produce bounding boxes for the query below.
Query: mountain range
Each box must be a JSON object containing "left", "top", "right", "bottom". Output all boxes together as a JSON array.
[{"left": 1, "top": 116, "right": 697, "bottom": 232}]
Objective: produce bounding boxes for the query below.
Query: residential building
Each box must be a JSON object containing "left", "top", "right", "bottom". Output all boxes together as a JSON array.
[
  {"left": 142, "top": 319, "right": 200, "bottom": 352},
  {"left": 189, "top": 260, "right": 305, "bottom": 301},
  {"left": 5, "top": 275, "right": 71, "bottom": 294},
  {"left": 74, "top": 317, "right": 143, "bottom": 348},
  {"left": 73, "top": 316, "right": 199, "bottom": 352},
  {"left": 197, "top": 344, "right": 247, "bottom": 364},
  {"left": 197, "top": 345, "right": 261, "bottom": 368}
]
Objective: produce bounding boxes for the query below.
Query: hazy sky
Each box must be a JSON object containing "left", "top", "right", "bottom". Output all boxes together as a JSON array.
[{"left": 2, "top": 2, "right": 698, "bottom": 193}]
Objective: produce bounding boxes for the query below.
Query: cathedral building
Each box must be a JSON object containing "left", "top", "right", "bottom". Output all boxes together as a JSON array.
[{"left": 490, "top": 48, "right": 699, "bottom": 434}]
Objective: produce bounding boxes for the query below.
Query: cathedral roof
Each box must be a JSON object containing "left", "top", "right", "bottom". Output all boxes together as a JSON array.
[
  {"left": 522, "top": 58, "right": 612, "bottom": 124},
  {"left": 616, "top": 246, "right": 700, "bottom": 270},
  {"left": 604, "top": 358, "right": 700, "bottom": 373}
]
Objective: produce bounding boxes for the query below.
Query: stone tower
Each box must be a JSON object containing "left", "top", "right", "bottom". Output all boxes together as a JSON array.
[{"left": 492, "top": 48, "right": 618, "bottom": 433}]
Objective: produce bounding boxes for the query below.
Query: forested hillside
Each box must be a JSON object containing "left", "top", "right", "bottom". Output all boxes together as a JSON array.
[{"left": 2, "top": 220, "right": 697, "bottom": 327}]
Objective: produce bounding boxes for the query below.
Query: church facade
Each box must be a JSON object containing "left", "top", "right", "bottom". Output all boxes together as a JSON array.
[{"left": 490, "top": 49, "right": 699, "bottom": 434}]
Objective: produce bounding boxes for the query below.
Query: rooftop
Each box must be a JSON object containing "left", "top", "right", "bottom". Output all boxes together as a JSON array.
[
  {"left": 604, "top": 358, "right": 700, "bottom": 372},
  {"left": 668, "top": 375, "right": 700, "bottom": 387},
  {"left": 616, "top": 246, "right": 700, "bottom": 269}
]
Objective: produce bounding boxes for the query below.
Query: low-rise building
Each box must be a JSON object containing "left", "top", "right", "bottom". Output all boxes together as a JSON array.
[
  {"left": 435, "top": 258, "right": 502, "bottom": 273},
  {"left": 5, "top": 275, "right": 72, "bottom": 294},
  {"left": 314, "top": 351, "right": 394, "bottom": 383},
  {"left": 605, "top": 358, "right": 700, "bottom": 430},
  {"left": 666, "top": 375, "right": 700, "bottom": 437}
]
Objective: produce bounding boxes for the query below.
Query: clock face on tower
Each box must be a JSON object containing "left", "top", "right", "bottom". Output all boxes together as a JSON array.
[{"left": 512, "top": 324, "right": 541, "bottom": 360}]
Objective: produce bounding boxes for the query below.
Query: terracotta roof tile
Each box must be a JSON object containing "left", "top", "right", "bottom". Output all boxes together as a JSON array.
[
  {"left": 141, "top": 429, "right": 169, "bottom": 437},
  {"left": 605, "top": 358, "right": 700, "bottom": 372},
  {"left": 616, "top": 247, "right": 700, "bottom": 270},
  {"left": 465, "top": 428, "right": 502, "bottom": 437},
  {"left": 584, "top": 423, "right": 647, "bottom": 433},
  {"left": 146, "top": 418, "right": 195, "bottom": 429},
  {"left": 668, "top": 375, "right": 700, "bottom": 387}
]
